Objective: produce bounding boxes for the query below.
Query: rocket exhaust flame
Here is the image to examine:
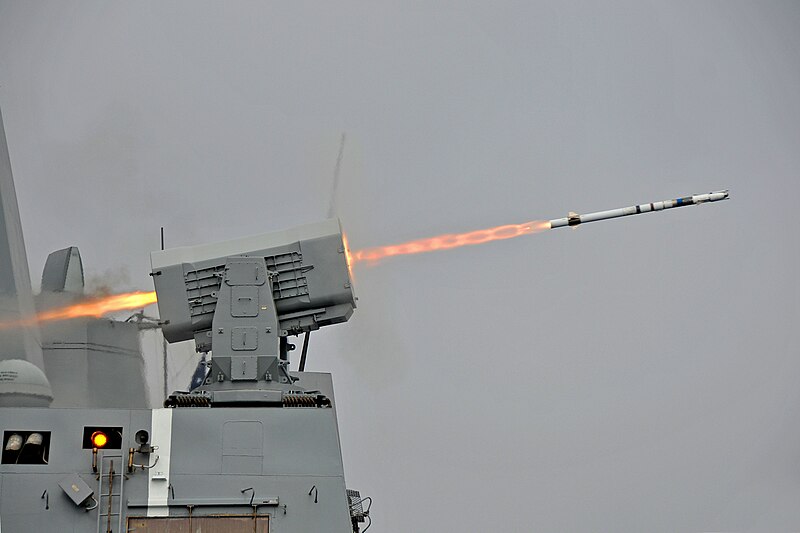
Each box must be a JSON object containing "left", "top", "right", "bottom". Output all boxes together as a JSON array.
[
  {"left": 350, "top": 220, "right": 551, "bottom": 264},
  {"left": 0, "top": 291, "right": 158, "bottom": 330},
  {"left": 0, "top": 190, "right": 726, "bottom": 327},
  {"left": 1, "top": 219, "right": 541, "bottom": 327},
  {"left": 348, "top": 190, "right": 728, "bottom": 264}
]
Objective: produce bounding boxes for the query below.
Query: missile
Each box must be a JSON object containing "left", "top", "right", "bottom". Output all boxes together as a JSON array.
[{"left": 549, "top": 190, "right": 729, "bottom": 228}]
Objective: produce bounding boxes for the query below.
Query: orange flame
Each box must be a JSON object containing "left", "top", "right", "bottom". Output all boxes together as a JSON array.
[
  {"left": 351, "top": 220, "right": 551, "bottom": 264},
  {"left": 0, "top": 221, "right": 551, "bottom": 329},
  {"left": 0, "top": 291, "right": 158, "bottom": 330}
]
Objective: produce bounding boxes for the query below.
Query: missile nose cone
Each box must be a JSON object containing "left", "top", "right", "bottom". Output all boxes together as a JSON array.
[{"left": 710, "top": 190, "right": 730, "bottom": 202}]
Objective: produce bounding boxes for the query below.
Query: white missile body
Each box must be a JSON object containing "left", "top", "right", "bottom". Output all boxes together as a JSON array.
[{"left": 549, "top": 190, "right": 729, "bottom": 228}]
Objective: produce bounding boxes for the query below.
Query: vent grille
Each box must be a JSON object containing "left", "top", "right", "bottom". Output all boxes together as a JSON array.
[
  {"left": 185, "top": 252, "right": 309, "bottom": 319},
  {"left": 347, "top": 490, "right": 366, "bottom": 523}
]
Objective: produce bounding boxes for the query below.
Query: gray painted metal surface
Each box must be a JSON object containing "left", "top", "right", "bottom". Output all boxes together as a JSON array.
[
  {"left": 151, "top": 218, "right": 355, "bottom": 346},
  {"left": 0, "top": 109, "right": 364, "bottom": 531},
  {"left": 41, "top": 247, "right": 85, "bottom": 294},
  {"left": 152, "top": 218, "right": 357, "bottom": 418},
  {"left": 0, "top": 372, "right": 354, "bottom": 532},
  {"left": 38, "top": 316, "right": 149, "bottom": 409},
  {"left": 36, "top": 247, "right": 150, "bottom": 409},
  {"left": 0, "top": 107, "right": 43, "bottom": 369}
]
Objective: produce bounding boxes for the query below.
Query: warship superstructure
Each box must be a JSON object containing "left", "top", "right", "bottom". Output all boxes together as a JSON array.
[
  {"left": 0, "top": 108, "right": 369, "bottom": 532},
  {"left": 0, "top": 102, "right": 728, "bottom": 532}
]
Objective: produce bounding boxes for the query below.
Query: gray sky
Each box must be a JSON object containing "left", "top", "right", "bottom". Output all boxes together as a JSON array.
[{"left": 2, "top": 1, "right": 799, "bottom": 530}]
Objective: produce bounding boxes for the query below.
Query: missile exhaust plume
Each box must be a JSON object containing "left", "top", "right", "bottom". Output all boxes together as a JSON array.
[
  {"left": 0, "top": 191, "right": 728, "bottom": 327},
  {"left": 0, "top": 290, "right": 158, "bottom": 330},
  {"left": 349, "top": 190, "right": 729, "bottom": 264},
  {"left": 350, "top": 220, "right": 551, "bottom": 264}
]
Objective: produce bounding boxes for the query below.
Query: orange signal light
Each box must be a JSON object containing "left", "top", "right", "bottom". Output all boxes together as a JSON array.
[{"left": 91, "top": 431, "right": 108, "bottom": 449}]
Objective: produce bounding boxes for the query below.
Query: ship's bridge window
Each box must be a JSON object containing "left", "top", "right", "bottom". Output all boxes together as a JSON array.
[{"left": 2, "top": 430, "right": 51, "bottom": 465}]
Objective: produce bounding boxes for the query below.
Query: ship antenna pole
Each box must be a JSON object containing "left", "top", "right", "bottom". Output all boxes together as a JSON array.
[{"left": 160, "top": 226, "right": 168, "bottom": 401}]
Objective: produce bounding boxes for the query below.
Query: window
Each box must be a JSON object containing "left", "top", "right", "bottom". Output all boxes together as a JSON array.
[{"left": 2, "top": 430, "right": 51, "bottom": 464}]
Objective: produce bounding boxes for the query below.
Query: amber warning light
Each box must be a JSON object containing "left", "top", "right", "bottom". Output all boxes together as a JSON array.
[
  {"left": 90, "top": 431, "right": 108, "bottom": 449},
  {"left": 82, "top": 427, "right": 122, "bottom": 450}
]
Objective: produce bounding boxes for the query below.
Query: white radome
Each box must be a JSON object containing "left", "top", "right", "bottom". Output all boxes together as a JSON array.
[{"left": 0, "top": 359, "right": 54, "bottom": 407}]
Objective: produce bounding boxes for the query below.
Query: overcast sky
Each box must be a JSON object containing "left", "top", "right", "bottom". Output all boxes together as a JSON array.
[{"left": 1, "top": 2, "right": 799, "bottom": 531}]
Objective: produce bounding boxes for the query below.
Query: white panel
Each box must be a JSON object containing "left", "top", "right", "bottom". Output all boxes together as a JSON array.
[{"left": 146, "top": 408, "right": 173, "bottom": 517}]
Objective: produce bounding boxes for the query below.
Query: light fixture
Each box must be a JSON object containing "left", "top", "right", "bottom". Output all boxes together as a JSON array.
[
  {"left": 91, "top": 431, "right": 108, "bottom": 449},
  {"left": 5, "top": 434, "right": 22, "bottom": 452},
  {"left": 25, "top": 433, "right": 43, "bottom": 446}
]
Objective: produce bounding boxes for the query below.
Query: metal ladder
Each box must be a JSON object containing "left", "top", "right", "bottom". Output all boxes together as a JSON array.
[{"left": 96, "top": 452, "right": 125, "bottom": 533}]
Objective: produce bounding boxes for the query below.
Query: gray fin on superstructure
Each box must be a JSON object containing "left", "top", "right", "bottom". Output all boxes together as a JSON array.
[
  {"left": 0, "top": 106, "right": 44, "bottom": 368},
  {"left": 41, "top": 246, "right": 85, "bottom": 294}
]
